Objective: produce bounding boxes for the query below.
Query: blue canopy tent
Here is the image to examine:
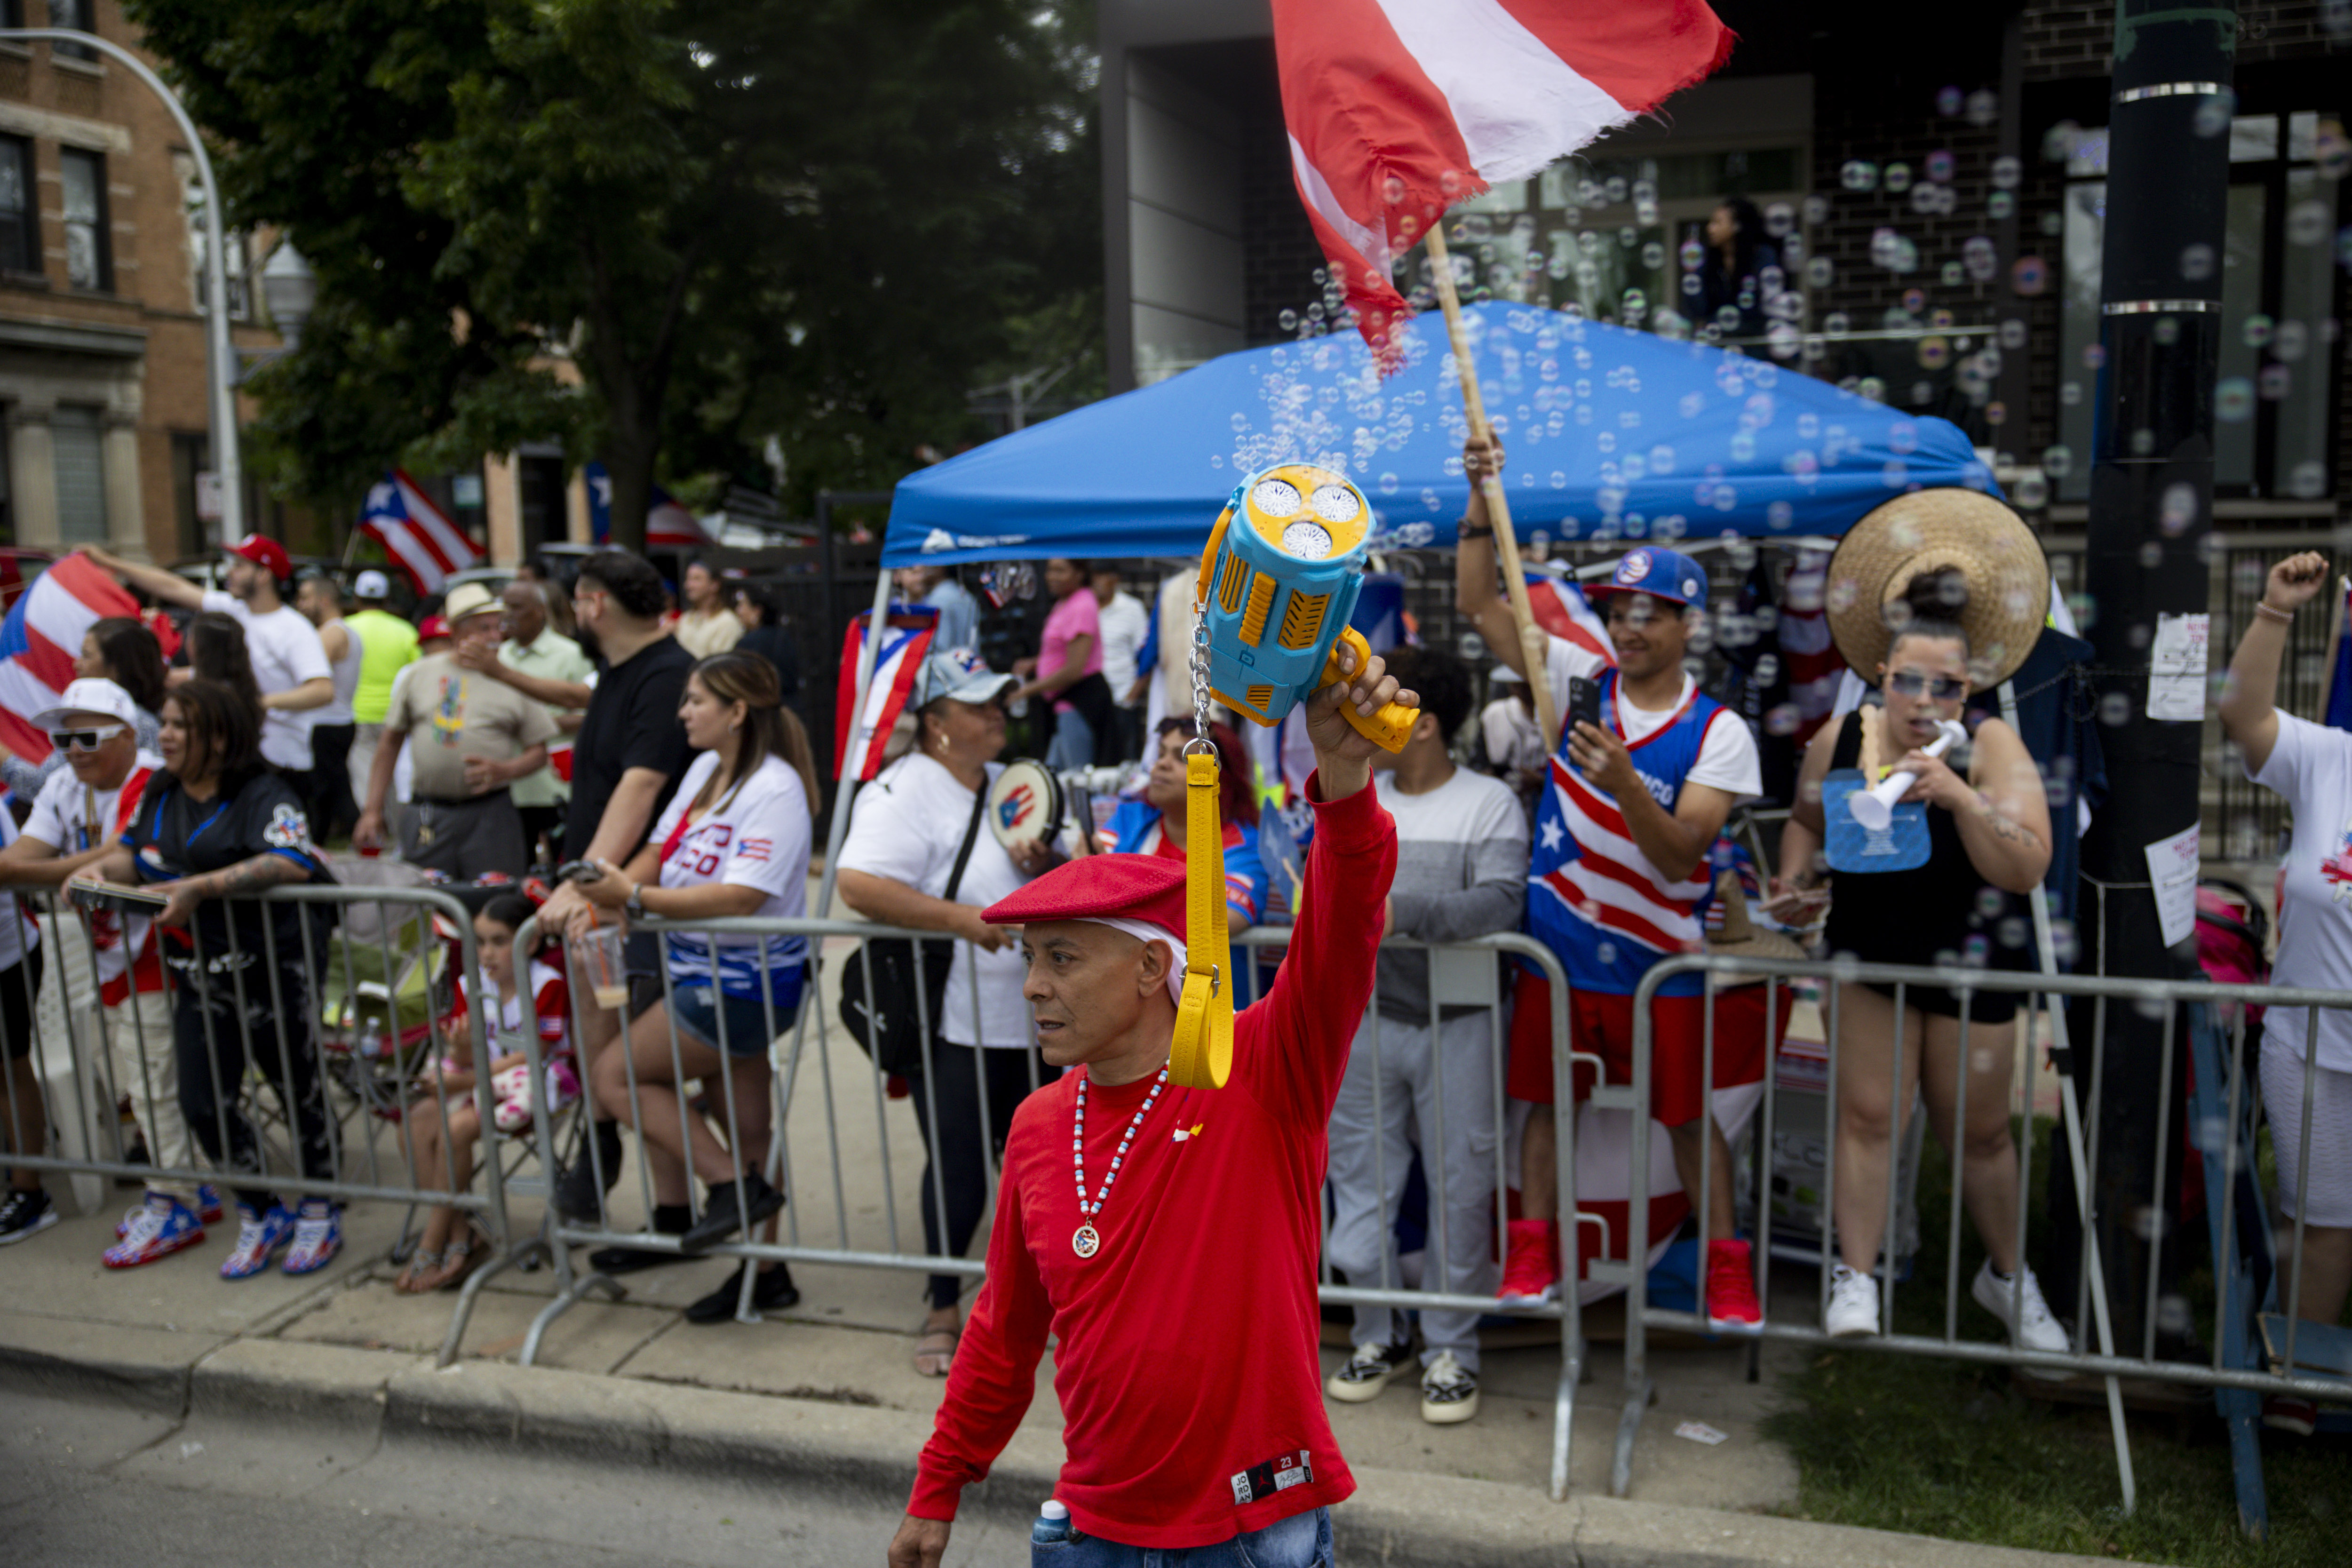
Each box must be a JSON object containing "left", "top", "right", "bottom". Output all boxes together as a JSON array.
[{"left": 880, "top": 299, "right": 1995, "bottom": 567}]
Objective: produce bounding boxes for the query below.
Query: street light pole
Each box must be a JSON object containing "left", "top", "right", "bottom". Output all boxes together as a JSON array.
[{"left": 0, "top": 27, "right": 243, "bottom": 546}]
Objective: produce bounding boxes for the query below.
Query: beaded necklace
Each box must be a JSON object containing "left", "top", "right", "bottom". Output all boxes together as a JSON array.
[{"left": 1070, "top": 1065, "right": 1168, "bottom": 1258}]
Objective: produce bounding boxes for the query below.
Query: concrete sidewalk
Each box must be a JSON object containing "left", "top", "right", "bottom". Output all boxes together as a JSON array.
[{"left": 0, "top": 1190, "right": 2118, "bottom": 1568}]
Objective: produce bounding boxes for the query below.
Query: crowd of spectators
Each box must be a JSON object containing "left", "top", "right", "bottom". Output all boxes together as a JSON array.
[{"left": 0, "top": 464, "right": 2339, "bottom": 1445}]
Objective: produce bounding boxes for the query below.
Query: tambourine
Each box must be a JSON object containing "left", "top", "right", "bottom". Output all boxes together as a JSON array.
[{"left": 986, "top": 758, "right": 1065, "bottom": 850}]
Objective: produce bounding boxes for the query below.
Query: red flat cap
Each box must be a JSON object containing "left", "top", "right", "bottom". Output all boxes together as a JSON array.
[{"left": 982, "top": 854, "right": 1187, "bottom": 943}]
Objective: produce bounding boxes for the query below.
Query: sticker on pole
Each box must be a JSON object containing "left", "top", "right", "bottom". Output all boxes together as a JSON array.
[{"left": 1822, "top": 769, "right": 1930, "bottom": 873}]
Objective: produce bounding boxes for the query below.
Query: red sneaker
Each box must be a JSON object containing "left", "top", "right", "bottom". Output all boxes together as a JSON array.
[
  {"left": 1498, "top": 1218, "right": 1561, "bottom": 1304},
  {"left": 1705, "top": 1238, "right": 1764, "bottom": 1331}
]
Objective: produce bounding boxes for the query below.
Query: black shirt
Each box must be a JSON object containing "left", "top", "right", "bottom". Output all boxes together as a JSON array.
[
  {"left": 125, "top": 770, "right": 330, "bottom": 963},
  {"left": 564, "top": 633, "right": 694, "bottom": 862}
]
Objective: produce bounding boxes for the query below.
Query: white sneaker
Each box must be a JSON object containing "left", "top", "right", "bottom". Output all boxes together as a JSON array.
[
  {"left": 1324, "top": 1335, "right": 1414, "bottom": 1403},
  {"left": 1825, "top": 1264, "right": 1879, "bottom": 1337},
  {"left": 1419, "top": 1350, "right": 1480, "bottom": 1425},
  {"left": 1971, "top": 1260, "right": 2068, "bottom": 1372}
]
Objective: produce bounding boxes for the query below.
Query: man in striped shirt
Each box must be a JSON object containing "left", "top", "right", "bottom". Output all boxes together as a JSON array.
[{"left": 1453, "top": 437, "right": 1764, "bottom": 1330}]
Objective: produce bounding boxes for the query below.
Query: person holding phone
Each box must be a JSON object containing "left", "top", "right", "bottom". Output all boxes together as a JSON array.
[{"left": 1453, "top": 435, "right": 1765, "bottom": 1328}]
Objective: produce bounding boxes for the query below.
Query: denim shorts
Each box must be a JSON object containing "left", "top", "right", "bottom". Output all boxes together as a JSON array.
[
  {"left": 669, "top": 982, "right": 787, "bottom": 1060},
  {"left": 1033, "top": 1506, "right": 1331, "bottom": 1568}
]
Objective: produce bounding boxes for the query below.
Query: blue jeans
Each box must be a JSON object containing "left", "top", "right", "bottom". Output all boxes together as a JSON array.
[
  {"left": 1033, "top": 1507, "right": 1331, "bottom": 1568},
  {"left": 1046, "top": 705, "right": 1096, "bottom": 772}
]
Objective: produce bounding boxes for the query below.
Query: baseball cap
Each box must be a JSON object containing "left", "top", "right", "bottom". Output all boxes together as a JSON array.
[
  {"left": 353, "top": 569, "right": 392, "bottom": 599},
  {"left": 1588, "top": 545, "right": 1709, "bottom": 612},
  {"left": 34, "top": 677, "right": 140, "bottom": 733},
  {"left": 227, "top": 533, "right": 293, "bottom": 582},
  {"left": 417, "top": 615, "right": 453, "bottom": 643},
  {"left": 910, "top": 647, "right": 1016, "bottom": 709},
  {"left": 443, "top": 582, "right": 501, "bottom": 624}
]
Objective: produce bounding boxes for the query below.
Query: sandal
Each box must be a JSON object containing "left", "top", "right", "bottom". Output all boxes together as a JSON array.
[
  {"left": 395, "top": 1248, "right": 447, "bottom": 1294},
  {"left": 913, "top": 1321, "right": 961, "bottom": 1378},
  {"left": 437, "top": 1229, "right": 493, "bottom": 1291}
]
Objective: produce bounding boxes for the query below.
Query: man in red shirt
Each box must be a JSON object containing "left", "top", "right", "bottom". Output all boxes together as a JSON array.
[{"left": 887, "top": 649, "right": 1409, "bottom": 1568}]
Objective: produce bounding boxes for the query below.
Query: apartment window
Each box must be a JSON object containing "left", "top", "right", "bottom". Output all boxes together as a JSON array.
[
  {"left": 58, "top": 147, "right": 109, "bottom": 292},
  {"left": 48, "top": 0, "right": 95, "bottom": 61},
  {"left": 51, "top": 406, "right": 107, "bottom": 546},
  {"left": 2058, "top": 112, "right": 2344, "bottom": 501},
  {"left": 0, "top": 136, "right": 34, "bottom": 275}
]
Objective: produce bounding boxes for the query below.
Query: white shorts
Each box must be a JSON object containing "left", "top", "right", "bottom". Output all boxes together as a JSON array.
[{"left": 2259, "top": 1035, "right": 2352, "bottom": 1228}]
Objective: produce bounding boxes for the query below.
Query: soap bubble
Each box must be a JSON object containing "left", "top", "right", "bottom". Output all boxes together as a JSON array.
[
  {"left": 1885, "top": 162, "right": 1913, "bottom": 193},
  {"left": 2241, "top": 314, "right": 2274, "bottom": 349},
  {"left": 2179, "top": 243, "right": 2215, "bottom": 281},
  {"left": 1926, "top": 150, "right": 1955, "bottom": 183},
  {"left": 1987, "top": 191, "right": 2015, "bottom": 220},
  {"left": 2216, "top": 378, "right": 2254, "bottom": 421},
  {"left": 1991, "top": 155, "right": 2021, "bottom": 190},
  {"left": 1936, "top": 85, "right": 1963, "bottom": 116},
  {"left": 2191, "top": 89, "right": 2235, "bottom": 139},
  {"left": 2010, "top": 255, "right": 2049, "bottom": 296},
  {"left": 1841, "top": 159, "right": 1879, "bottom": 192}
]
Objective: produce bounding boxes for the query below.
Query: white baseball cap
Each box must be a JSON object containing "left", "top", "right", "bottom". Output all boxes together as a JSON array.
[
  {"left": 354, "top": 569, "right": 392, "bottom": 599},
  {"left": 34, "top": 677, "right": 140, "bottom": 734}
]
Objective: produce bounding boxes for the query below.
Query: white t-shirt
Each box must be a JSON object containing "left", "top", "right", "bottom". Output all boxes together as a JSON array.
[
  {"left": 1479, "top": 694, "right": 1545, "bottom": 775},
  {"left": 838, "top": 751, "right": 1036, "bottom": 1048},
  {"left": 2250, "top": 713, "right": 2352, "bottom": 1072},
  {"left": 1096, "top": 590, "right": 1150, "bottom": 705},
  {"left": 26, "top": 751, "right": 164, "bottom": 998},
  {"left": 0, "top": 799, "right": 34, "bottom": 971},
  {"left": 203, "top": 590, "right": 333, "bottom": 771},
  {"left": 453, "top": 959, "right": 572, "bottom": 1063},
  {"left": 651, "top": 750, "right": 812, "bottom": 1001},
  {"left": 1542, "top": 633, "right": 1761, "bottom": 798}
]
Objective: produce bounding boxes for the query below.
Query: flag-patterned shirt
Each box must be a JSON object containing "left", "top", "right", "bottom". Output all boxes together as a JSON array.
[{"left": 652, "top": 750, "right": 811, "bottom": 1005}]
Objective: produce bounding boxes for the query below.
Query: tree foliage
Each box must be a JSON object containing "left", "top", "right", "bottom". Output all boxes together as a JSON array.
[{"left": 129, "top": 0, "right": 1099, "bottom": 544}]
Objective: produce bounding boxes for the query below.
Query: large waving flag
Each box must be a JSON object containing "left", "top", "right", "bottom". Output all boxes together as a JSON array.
[
  {"left": 0, "top": 553, "right": 143, "bottom": 763},
  {"left": 1273, "top": 0, "right": 1733, "bottom": 367},
  {"left": 586, "top": 462, "right": 714, "bottom": 550},
  {"left": 833, "top": 608, "right": 939, "bottom": 781},
  {"left": 360, "top": 470, "right": 481, "bottom": 594},
  {"left": 1525, "top": 573, "right": 1614, "bottom": 669}
]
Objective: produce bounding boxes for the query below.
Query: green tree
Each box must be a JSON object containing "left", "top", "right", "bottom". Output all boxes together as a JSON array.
[{"left": 130, "top": 0, "right": 1099, "bottom": 548}]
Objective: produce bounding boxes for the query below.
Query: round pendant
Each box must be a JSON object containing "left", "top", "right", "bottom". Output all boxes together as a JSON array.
[{"left": 1072, "top": 1223, "right": 1101, "bottom": 1259}]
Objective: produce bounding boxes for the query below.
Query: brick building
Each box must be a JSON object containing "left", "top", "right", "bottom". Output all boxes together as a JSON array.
[
  {"left": 0, "top": 1, "right": 290, "bottom": 562},
  {"left": 1098, "top": 1, "right": 2345, "bottom": 533}
]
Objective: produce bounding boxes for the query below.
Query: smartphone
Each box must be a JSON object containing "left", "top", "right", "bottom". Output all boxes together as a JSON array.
[
  {"left": 554, "top": 860, "right": 606, "bottom": 884},
  {"left": 1567, "top": 676, "right": 1603, "bottom": 735}
]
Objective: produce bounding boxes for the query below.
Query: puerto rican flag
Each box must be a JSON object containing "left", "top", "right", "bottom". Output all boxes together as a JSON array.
[
  {"left": 0, "top": 553, "right": 143, "bottom": 763},
  {"left": 833, "top": 608, "right": 938, "bottom": 781},
  {"left": 1525, "top": 573, "right": 1614, "bottom": 670},
  {"left": 587, "top": 462, "right": 714, "bottom": 550},
  {"left": 1272, "top": 0, "right": 1732, "bottom": 368},
  {"left": 360, "top": 470, "right": 481, "bottom": 594}
]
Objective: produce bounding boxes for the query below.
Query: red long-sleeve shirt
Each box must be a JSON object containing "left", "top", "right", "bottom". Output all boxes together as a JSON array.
[{"left": 910, "top": 772, "right": 1397, "bottom": 1548}]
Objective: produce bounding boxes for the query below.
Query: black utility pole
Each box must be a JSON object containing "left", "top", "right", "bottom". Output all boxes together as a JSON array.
[{"left": 2055, "top": 1, "right": 2237, "bottom": 1352}]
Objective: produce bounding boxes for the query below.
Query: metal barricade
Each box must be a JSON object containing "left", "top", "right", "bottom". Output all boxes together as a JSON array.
[
  {"left": 0, "top": 881, "right": 509, "bottom": 1366},
  {"left": 493, "top": 913, "right": 1597, "bottom": 1500},
  {"left": 1614, "top": 949, "right": 2349, "bottom": 1506}
]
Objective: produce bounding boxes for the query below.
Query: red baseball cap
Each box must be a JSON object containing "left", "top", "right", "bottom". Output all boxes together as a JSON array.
[
  {"left": 227, "top": 533, "right": 293, "bottom": 581},
  {"left": 417, "top": 615, "right": 453, "bottom": 642},
  {"left": 982, "top": 855, "right": 1186, "bottom": 946}
]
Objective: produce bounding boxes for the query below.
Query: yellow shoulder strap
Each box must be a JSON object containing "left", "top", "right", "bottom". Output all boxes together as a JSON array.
[{"left": 1166, "top": 748, "right": 1233, "bottom": 1089}]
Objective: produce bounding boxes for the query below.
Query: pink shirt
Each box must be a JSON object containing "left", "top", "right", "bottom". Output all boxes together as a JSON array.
[{"left": 1040, "top": 590, "right": 1102, "bottom": 715}]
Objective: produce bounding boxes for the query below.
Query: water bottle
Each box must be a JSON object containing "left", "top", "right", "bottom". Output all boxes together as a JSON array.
[{"left": 1031, "top": 1498, "right": 1071, "bottom": 1545}]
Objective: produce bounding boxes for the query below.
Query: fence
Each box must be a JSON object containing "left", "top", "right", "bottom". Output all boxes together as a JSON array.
[
  {"left": 497, "top": 913, "right": 1597, "bottom": 1500},
  {"left": 1619, "top": 949, "right": 2345, "bottom": 1528},
  {"left": 1, "top": 879, "right": 512, "bottom": 1366}
]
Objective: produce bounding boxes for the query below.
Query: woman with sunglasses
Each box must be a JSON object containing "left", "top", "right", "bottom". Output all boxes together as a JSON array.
[{"left": 1776, "top": 577, "right": 2063, "bottom": 1355}]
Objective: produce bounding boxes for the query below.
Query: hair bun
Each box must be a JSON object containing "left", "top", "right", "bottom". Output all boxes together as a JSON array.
[{"left": 1900, "top": 568, "right": 1971, "bottom": 619}]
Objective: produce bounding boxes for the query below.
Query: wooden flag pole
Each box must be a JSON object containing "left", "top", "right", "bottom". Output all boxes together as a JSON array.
[{"left": 1422, "top": 221, "right": 1561, "bottom": 752}]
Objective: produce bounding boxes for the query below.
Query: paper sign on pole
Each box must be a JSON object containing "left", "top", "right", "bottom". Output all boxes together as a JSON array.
[
  {"left": 2147, "top": 612, "right": 2209, "bottom": 721},
  {"left": 2143, "top": 822, "right": 2200, "bottom": 948}
]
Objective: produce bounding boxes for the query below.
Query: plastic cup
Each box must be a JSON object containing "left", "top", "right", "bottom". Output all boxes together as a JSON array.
[{"left": 571, "top": 925, "right": 629, "bottom": 1012}]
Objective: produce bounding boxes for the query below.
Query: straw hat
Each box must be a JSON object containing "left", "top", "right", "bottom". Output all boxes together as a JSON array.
[
  {"left": 1706, "top": 871, "right": 1808, "bottom": 964},
  {"left": 1825, "top": 489, "right": 2049, "bottom": 691}
]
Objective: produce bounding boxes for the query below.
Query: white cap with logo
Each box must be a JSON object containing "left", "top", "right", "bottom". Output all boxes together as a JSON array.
[
  {"left": 354, "top": 569, "right": 393, "bottom": 600},
  {"left": 34, "top": 677, "right": 140, "bottom": 733}
]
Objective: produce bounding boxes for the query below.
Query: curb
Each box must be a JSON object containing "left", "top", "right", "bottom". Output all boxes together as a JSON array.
[{"left": 2, "top": 1333, "right": 2109, "bottom": 1568}]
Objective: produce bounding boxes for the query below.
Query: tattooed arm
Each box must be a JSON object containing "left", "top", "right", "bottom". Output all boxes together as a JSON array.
[
  {"left": 151, "top": 852, "right": 312, "bottom": 929},
  {"left": 1947, "top": 719, "right": 2052, "bottom": 895}
]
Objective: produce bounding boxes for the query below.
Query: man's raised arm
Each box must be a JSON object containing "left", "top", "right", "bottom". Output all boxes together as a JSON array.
[{"left": 83, "top": 547, "right": 205, "bottom": 611}]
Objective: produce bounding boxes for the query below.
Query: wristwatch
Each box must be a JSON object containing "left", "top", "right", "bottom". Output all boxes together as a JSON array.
[
  {"left": 624, "top": 883, "right": 646, "bottom": 921},
  {"left": 1457, "top": 517, "right": 1495, "bottom": 540}
]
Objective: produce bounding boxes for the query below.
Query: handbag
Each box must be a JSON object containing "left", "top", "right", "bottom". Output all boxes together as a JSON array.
[{"left": 838, "top": 779, "right": 990, "bottom": 1075}]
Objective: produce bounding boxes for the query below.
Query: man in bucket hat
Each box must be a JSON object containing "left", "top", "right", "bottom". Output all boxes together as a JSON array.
[
  {"left": 1453, "top": 435, "right": 1766, "bottom": 1332},
  {"left": 888, "top": 645, "right": 1412, "bottom": 1568}
]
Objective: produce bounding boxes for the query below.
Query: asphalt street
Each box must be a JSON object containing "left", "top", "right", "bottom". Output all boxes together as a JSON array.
[{"left": 0, "top": 1390, "right": 1029, "bottom": 1568}]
